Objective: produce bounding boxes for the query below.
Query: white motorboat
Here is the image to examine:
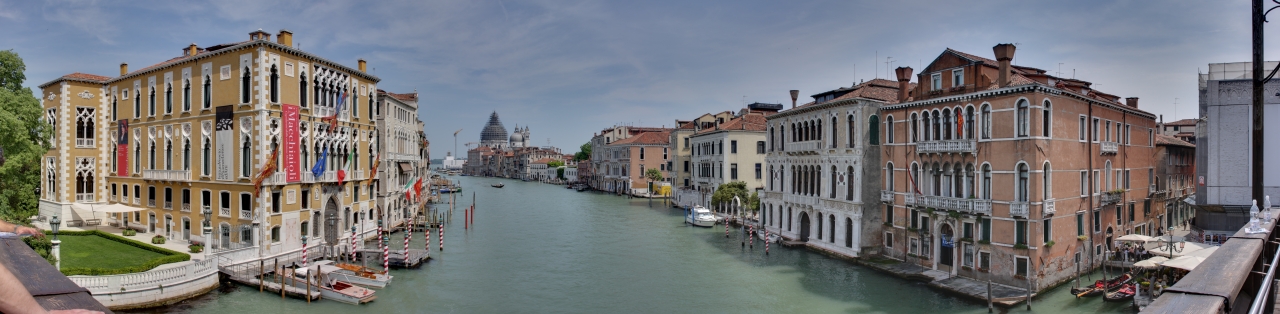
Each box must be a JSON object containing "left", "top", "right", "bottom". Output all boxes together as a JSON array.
[
  {"left": 756, "top": 229, "right": 780, "bottom": 243},
  {"left": 686, "top": 206, "right": 716, "bottom": 227},
  {"left": 292, "top": 264, "right": 378, "bottom": 305},
  {"left": 314, "top": 260, "right": 393, "bottom": 289}
]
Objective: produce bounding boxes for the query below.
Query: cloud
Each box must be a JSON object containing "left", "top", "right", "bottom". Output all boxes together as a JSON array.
[{"left": 40, "top": 0, "right": 119, "bottom": 44}]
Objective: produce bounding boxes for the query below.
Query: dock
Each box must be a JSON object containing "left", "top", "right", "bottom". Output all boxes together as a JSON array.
[
  {"left": 354, "top": 249, "right": 432, "bottom": 269},
  {"left": 221, "top": 266, "right": 321, "bottom": 301}
]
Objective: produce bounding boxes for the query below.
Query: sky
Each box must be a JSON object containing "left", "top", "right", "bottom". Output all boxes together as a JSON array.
[{"left": 0, "top": 0, "right": 1267, "bottom": 158}]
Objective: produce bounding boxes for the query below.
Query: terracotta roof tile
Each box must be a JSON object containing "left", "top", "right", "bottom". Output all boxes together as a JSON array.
[
  {"left": 378, "top": 89, "right": 418, "bottom": 101},
  {"left": 1156, "top": 134, "right": 1195, "bottom": 148},
  {"left": 38, "top": 72, "right": 112, "bottom": 88},
  {"left": 694, "top": 112, "right": 768, "bottom": 135},
  {"left": 610, "top": 130, "right": 671, "bottom": 146},
  {"left": 1165, "top": 118, "right": 1197, "bottom": 126}
]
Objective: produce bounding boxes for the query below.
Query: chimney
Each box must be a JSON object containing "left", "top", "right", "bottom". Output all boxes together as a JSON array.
[
  {"left": 249, "top": 29, "right": 271, "bottom": 41},
  {"left": 894, "top": 66, "right": 914, "bottom": 102},
  {"left": 993, "top": 43, "right": 1016, "bottom": 88},
  {"left": 789, "top": 90, "right": 799, "bottom": 108},
  {"left": 119, "top": 63, "right": 128, "bottom": 76},
  {"left": 1125, "top": 97, "right": 1138, "bottom": 108},
  {"left": 358, "top": 59, "right": 367, "bottom": 72},
  {"left": 186, "top": 43, "right": 198, "bottom": 57},
  {"left": 277, "top": 29, "right": 293, "bottom": 47}
]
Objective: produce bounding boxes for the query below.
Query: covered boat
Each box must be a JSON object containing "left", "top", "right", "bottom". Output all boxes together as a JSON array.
[
  {"left": 292, "top": 264, "right": 378, "bottom": 305},
  {"left": 316, "top": 260, "right": 393, "bottom": 289},
  {"left": 686, "top": 206, "right": 716, "bottom": 227}
]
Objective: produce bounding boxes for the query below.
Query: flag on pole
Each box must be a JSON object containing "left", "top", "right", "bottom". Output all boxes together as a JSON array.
[
  {"left": 311, "top": 149, "right": 328, "bottom": 178},
  {"left": 337, "top": 146, "right": 354, "bottom": 184},
  {"left": 320, "top": 90, "right": 348, "bottom": 134},
  {"left": 251, "top": 146, "right": 280, "bottom": 197},
  {"left": 403, "top": 176, "right": 417, "bottom": 199},
  {"left": 366, "top": 154, "right": 380, "bottom": 185}
]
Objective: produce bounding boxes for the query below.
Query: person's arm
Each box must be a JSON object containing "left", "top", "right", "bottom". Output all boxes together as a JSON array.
[
  {"left": 0, "top": 220, "right": 42, "bottom": 237},
  {"left": 0, "top": 261, "right": 49, "bottom": 313}
]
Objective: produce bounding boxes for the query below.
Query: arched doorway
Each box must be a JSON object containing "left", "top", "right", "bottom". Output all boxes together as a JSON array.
[
  {"left": 939, "top": 223, "right": 955, "bottom": 272},
  {"left": 323, "top": 198, "right": 339, "bottom": 245},
  {"left": 799, "top": 212, "right": 811, "bottom": 241}
]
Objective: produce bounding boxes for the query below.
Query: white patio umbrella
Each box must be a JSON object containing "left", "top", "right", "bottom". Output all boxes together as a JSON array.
[
  {"left": 1133, "top": 256, "right": 1169, "bottom": 268},
  {"left": 1117, "top": 234, "right": 1157, "bottom": 242},
  {"left": 1161, "top": 256, "right": 1206, "bottom": 271}
]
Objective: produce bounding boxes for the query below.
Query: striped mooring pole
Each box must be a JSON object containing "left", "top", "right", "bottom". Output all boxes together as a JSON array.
[
  {"left": 765, "top": 229, "right": 770, "bottom": 255},
  {"left": 404, "top": 219, "right": 412, "bottom": 257},
  {"left": 439, "top": 224, "right": 445, "bottom": 251},
  {"left": 426, "top": 224, "right": 432, "bottom": 251},
  {"left": 382, "top": 234, "right": 389, "bottom": 271},
  {"left": 725, "top": 217, "right": 729, "bottom": 238},
  {"left": 377, "top": 220, "right": 384, "bottom": 250},
  {"left": 301, "top": 236, "right": 309, "bottom": 267},
  {"left": 350, "top": 226, "right": 357, "bottom": 261}
]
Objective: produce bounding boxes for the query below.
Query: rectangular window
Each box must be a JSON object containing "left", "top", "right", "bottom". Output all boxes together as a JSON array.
[
  {"left": 911, "top": 210, "right": 920, "bottom": 229},
  {"left": 980, "top": 251, "right": 991, "bottom": 270},
  {"left": 1149, "top": 129, "right": 1154, "bottom": 146},
  {"left": 1016, "top": 257, "right": 1028, "bottom": 277},
  {"left": 1125, "top": 124, "right": 1132, "bottom": 145},
  {"left": 953, "top": 69, "right": 964, "bottom": 87},
  {"left": 1077, "top": 212, "right": 1084, "bottom": 236},
  {"left": 963, "top": 222, "right": 973, "bottom": 239},
  {"left": 1078, "top": 116, "right": 1086, "bottom": 141},
  {"left": 240, "top": 193, "right": 250, "bottom": 216},
  {"left": 885, "top": 232, "right": 894, "bottom": 248},
  {"left": 730, "top": 163, "right": 738, "bottom": 180},
  {"left": 886, "top": 205, "right": 894, "bottom": 226},
  {"left": 757, "top": 141, "right": 765, "bottom": 154},
  {"left": 755, "top": 163, "right": 762, "bottom": 179},
  {"left": 1093, "top": 210, "right": 1101, "bottom": 233},
  {"left": 1043, "top": 218, "right": 1052, "bottom": 243},
  {"left": 272, "top": 191, "right": 281, "bottom": 213},
  {"left": 683, "top": 160, "right": 689, "bottom": 173},
  {"left": 220, "top": 191, "right": 230, "bottom": 213},
  {"left": 1125, "top": 170, "right": 1131, "bottom": 189},
  {"left": 301, "top": 189, "right": 310, "bottom": 209},
  {"left": 639, "top": 147, "right": 644, "bottom": 160},
  {"left": 1104, "top": 121, "right": 1111, "bottom": 142},
  {"left": 731, "top": 140, "right": 737, "bottom": 154},
  {"left": 1080, "top": 171, "right": 1087, "bottom": 196},
  {"left": 963, "top": 244, "right": 975, "bottom": 267},
  {"left": 1094, "top": 170, "right": 1100, "bottom": 194},
  {"left": 931, "top": 73, "right": 942, "bottom": 90},
  {"left": 981, "top": 217, "right": 991, "bottom": 241},
  {"left": 1092, "top": 118, "right": 1099, "bottom": 142},
  {"left": 1015, "top": 220, "right": 1027, "bottom": 245}
]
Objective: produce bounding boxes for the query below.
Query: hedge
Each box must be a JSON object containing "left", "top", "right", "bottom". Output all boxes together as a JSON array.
[{"left": 45, "top": 230, "right": 191, "bottom": 276}]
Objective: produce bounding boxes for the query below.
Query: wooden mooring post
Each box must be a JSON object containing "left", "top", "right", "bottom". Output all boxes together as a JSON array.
[
  {"left": 277, "top": 258, "right": 284, "bottom": 299},
  {"left": 259, "top": 260, "right": 264, "bottom": 292},
  {"left": 306, "top": 269, "right": 312, "bottom": 304}
]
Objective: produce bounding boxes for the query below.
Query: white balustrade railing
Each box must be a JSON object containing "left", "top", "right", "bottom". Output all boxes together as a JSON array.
[
  {"left": 133, "top": 197, "right": 140, "bottom": 205},
  {"left": 69, "top": 259, "right": 217, "bottom": 294},
  {"left": 76, "top": 193, "right": 94, "bottom": 202},
  {"left": 75, "top": 138, "right": 95, "bottom": 148},
  {"left": 263, "top": 172, "right": 287, "bottom": 185},
  {"left": 972, "top": 199, "right": 992, "bottom": 216},
  {"left": 354, "top": 170, "right": 365, "bottom": 180},
  {"left": 1044, "top": 200, "right": 1056, "bottom": 216},
  {"left": 1010, "top": 202, "right": 1029, "bottom": 217},
  {"left": 880, "top": 190, "right": 894, "bottom": 202},
  {"left": 219, "top": 206, "right": 231, "bottom": 217},
  {"left": 1101, "top": 192, "right": 1122, "bottom": 204},
  {"left": 916, "top": 139, "right": 977, "bottom": 154},
  {"left": 143, "top": 169, "right": 190, "bottom": 181},
  {"left": 147, "top": 199, "right": 155, "bottom": 207},
  {"left": 240, "top": 210, "right": 252, "bottom": 220},
  {"left": 181, "top": 203, "right": 191, "bottom": 212},
  {"left": 1100, "top": 141, "right": 1119, "bottom": 154},
  {"left": 787, "top": 141, "right": 820, "bottom": 152}
]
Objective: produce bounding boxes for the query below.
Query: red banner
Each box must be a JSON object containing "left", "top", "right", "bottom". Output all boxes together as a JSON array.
[
  {"left": 117, "top": 120, "right": 129, "bottom": 175},
  {"left": 283, "top": 104, "right": 301, "bottom": 182}
]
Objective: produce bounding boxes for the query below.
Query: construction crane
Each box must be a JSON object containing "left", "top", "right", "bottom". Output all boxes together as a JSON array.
[{"left": 452, "top": 128, "right": 462, "bottom": 158}]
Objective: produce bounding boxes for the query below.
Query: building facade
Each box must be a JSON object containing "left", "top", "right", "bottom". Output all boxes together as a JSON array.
[
  {"left": 375, "top": 89, "right": 425, "bottom": 228},
  {"left": 1153, "top": 135, "right": 1195, "bottom": 239},
  {"left": 878, "top": 44, "right": 1158, "bottom": 291},
  {"left": 761, "top": 79, "right": 900, "bottom": 259},
  {"left": 39, "top": 30, "right": 386, "bottom": 260},
  {"left": 598, "top": 129, "right": 671, "bottom": 195},
  {"left": 687, "top": 108, "right": 771, "bottom": 209}
]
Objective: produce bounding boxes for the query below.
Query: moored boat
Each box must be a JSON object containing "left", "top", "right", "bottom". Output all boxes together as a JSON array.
[
  {"left": 1103, "top": 283, "right": 1136, "bottom": 302},
  {"left": 291, "top": 265, "right": 378, "bottom": 305},
  {"left": 318, "top": 260, "right": 393, "bottom": 289},
  {"left": 686, "top": 206, "right": 716, "bottom": 227},
  {"left": 492, "top": 183, "right": 504, "bottom": 188},
  {"left": 1074, "top": 273, "right": 1132, "bottom": 298}
]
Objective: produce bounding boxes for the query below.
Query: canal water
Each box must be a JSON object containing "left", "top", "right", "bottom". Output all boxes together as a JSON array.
[{"left": 150, "top": 176, "right": 1133, "bottom": 313}]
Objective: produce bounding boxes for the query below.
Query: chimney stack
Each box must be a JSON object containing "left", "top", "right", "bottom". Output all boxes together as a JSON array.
[
  {"left": 895, "top": 66, "right": 914, "bottom": 102},
  {"left": 358, "top": 59, "right": 367, "bottom": 72},
  {"left": 278, "top": 29, "right": 293, "bottom": 47},
  {"left": 187, "top": 43, "right": 198, "bottom": 57},
  {"left": 249, "top": 29, "right": 271, "bottom": 41},
  {"left": 1125, "top": 97, "right": 1139, "bottom": 108},
  {"left": 993, "top": 43, "right": 1016, "bottom": 88},
  {"left": 120, "top": 63, "right": 128, "bottom": 76},
  {"left": 789, "top": 90, "right": 799, "bottom": 108}
]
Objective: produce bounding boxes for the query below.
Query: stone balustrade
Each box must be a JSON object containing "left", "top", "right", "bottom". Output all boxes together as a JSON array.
[{"left": 916, "top": 139, "right": 976, "bottom": 154}]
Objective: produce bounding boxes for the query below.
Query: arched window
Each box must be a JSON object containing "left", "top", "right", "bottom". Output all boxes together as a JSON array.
[
  {"left": 847, "top": 114, "right": 856, "bottom": 147},
  {"left": 299, "top": 72, "right": 308, "bottom": 107},
  {"left": 769, "top": 127, "right": 774, "bottom": 151},
  {"left": 830, "top": 166, "right": 837, "bottom": 198},
  {"left": 269, "top": 64, "right": 280, "bottom": 103},
  {"left": 982, "top": 164, "right": 992, "bottom": 199},
  {"left": 202, "top": 75, "right": 211, "bottom": 109},
  {"left": 1042, "top": 100, "right": 1052, "bottom": 137},
  {"left": 149, "top": 87, "right": 156, "bottom": 116},
  {"left": 868, "top": 115, "right": 880, "bottom": 145},
  {"left": 183, "top": 140, "right": 190, "bottom": 170},
  {"left": 165, "top": 140, "right": 173, "bottom": 170},
  {"left": 149, "top": 141, "right": 156, "bottom": 170},
  {"left": 922, "top": 113, "right": 931, "bottom": 141},
  {"left": 910, "top": 163, "right": 920, "bottom": 194},
  {"left": 965, "top": 106, "right": 975, "bottom": 139},
  {"left": 953, "top": 163, "right": 963, "bottom": 197},
  {"left": 1017, "top": 163, "right": 1029, "bottom": 202},
  {"left": 368, "top": 92, "right": 375, "bottom": 117},
  {"left": 931, "top": 111, "right": 941, "bottom": 141},
  {"left": 313, "top": 77, "right": 322, "bottom": 107},
  {"left": 942, "top": 108, "right": 952, "bottom": 140},
  {"left": 241, "top": 138, "right": 251, "bottom": 177},
  {"left": 886, "top": 162, "right": 895, "bottom": 193},
  {"left": 164, "top": 83, "right": 172, "bottom": 114},
  {"left": 202, "top": 140, "right": 210, "bottom": 175},
  {"left": 932, "top": 163, "right": 941, "bottom": 196},
  {"left": 1043, "top": 162, "right": 1052, "bottom": 200},
  {"left": 816, "top": 119, "right": 822, "bottom": 141},
  {"left": 965, "top": 164, "right": 975, "bottom": 198},
  {"left": 981, "top": 104, "right": 991, "bottom": 139},
  {"left": 1016, "top": 99, "right": 1029, "bottom": 137},
  {"left": 831, "top": 116, "right": 837, "bottom": 148},
  {"left": 886, "top": 116, "right": 895, "bottom": 143},
  {"left": 910, "top": 113, "right": 918, "bottom": 142},
  {"left": 134, "top": 90, "right": 141, "bottom": 118},
  {"left": 847, "top": 165, "right": 855, "bottom": 201},
  {"left": 183, "top": 79, "right": 191, "bottom": 111},
  {"left": 241, "top": 67, "right": 251, "bottom": 104}
]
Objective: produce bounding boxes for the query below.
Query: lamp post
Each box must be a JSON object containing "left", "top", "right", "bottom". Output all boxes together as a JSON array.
[
  {"left": 1162, "top": 226, "right": 1185, "bottom": 258},
  {"left": 50, "top": 214, "right": 61, "bottom": 269},
  {"left": 202, "top": 205, "right": 212, "bottom": 253}
]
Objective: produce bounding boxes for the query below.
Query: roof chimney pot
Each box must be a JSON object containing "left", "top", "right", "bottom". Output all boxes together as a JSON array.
[
  {"left": 277, "top": 29, "right": 293, "bottom": 47},
  {"left": 993, "top": 43, "right": 1016, "bottom": 88},
  {"left": 789, "top": 90, "right": 799, "bottom": 108},
  {"left": 1125, "top": 97, "right": 1139, "bottom": 108},
  {"left": 358, "top": 59, "right": 367, "bottom": 72},
  {"left": 120, "top": 63, "right": 128, "bottom": 76},
  {"left": 895, "top": 66, "right": 913, "bottom": 102},
  {"left": 187, "top": 43, "right": 198, "bottom": 57}
]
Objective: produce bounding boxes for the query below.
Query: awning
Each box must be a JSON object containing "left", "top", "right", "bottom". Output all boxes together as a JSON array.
[
  {"left": 70, "top": 203, "right": 146, "bottom": 213},
  {"left": 1184, "top": 246, "right": 1219, "bottom": 258},
  {"left": 399, "top": 162, "right": 412, "bottom": 172},
  {"left": 1148, "top": 241, "right": 1214, "bottom": 258},
  {"left": 1134, "top": 256, "right": 1169, "bottom": 268},
  {"left": 1116, "top": 234, "right": 1156, "bottom": 242},
  {"left": 1161, "top": 256, "right": 1207, "bottom": 271}
]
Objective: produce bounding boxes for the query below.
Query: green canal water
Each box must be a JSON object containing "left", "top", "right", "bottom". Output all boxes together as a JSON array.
[{"left": 143, "top": 176, "right": 1133, "bottom": 313}]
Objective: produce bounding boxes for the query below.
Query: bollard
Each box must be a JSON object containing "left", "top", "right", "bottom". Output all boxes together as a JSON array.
[
  {"left": 306, "top": 269, "right": 312, "bottom": 304},
  {"left": 725, "top": 218, "right": 729, "bottom": 238},
  {"left": 277, "top": 259, "right": 284, "bottom": 299}
]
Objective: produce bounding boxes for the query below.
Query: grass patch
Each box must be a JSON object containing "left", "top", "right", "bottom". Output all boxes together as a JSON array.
[{"left": 49, "top": 230, "right": 190, "bottom": 275}]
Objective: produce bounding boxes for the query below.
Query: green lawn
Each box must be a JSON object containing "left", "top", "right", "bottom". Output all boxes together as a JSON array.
[{"left": 58, "top": 234, "right": 167, "bottom": 271}]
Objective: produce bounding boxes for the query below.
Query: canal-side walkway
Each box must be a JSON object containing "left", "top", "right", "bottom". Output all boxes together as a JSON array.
[{"left": 855, "top": 256, "right": 1031, "bottom": 308}]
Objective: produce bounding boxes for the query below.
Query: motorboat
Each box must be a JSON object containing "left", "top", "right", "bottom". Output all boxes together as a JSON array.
[
  {"left": 290, "top": 264, "right": 378, "bottom": 305},
  {"left": 756, "top": 229, "right": 780, "bottom": 243},
  {"left": 492, "top": 183, "right": 505, "bottom": 188},
  {"left": 314, "top": 260, "right": 393, "bottom": 289},
  {"left": 686, "top": 206, "right": 716, "bottom": 227}
]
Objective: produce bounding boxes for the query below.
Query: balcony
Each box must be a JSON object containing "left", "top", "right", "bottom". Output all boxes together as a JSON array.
[
  {"left": 782, "top": 194, "right": 820, "bottom": 206},
  {"left": 787, "top": 141, "right": 820, "bottom": 152},
  {"left": 133, "top": 197, "right": 139, "bottom": 205},
  {"left": 1100, "top": 141, "right": 1118, "bottom": 155},
  {"left": 1101, "top": 191, "right": 1122, "bottom": 204},
  {"left": 916, "top": 139, "right": 976, "bottom": 154},
  {"left": 240, "top": 210, "right": 252, "bottom": 220},
  {"left": 880, "top": 190, "right": 894, "bottom": 202},
  {"left": 181, "top": 203, "right": 191, "bottom": 212},
  {"left": 263, "top": 172, "right": 287, "bottom": 185},
  {"left": 972, "top": 199, "right": 992, "bottom": 216},
  {"left": 164, "top": 201, "right": 172, "bottom": 209},
  {"left": 75, "top": 138, "right": 95, "bottom": 148},
  {"left": 147, "top": 199, "right": 155, "bottom": 207},
  {"left": 354, "top": 170, "right": 366, "bottom": 181},
  {"left": 1009, "top": 202, "right": 1029, "bottom": 218},
  {"left": 143, "top": 169, "right": 189, "bottom": 181},
  {"left": 1044, "top": 200, "right": 1056, "bottom": 216},
  {"left": 219, "top": 207, "right": 231, "bottom": 217},
  {"left": 904, "top": 193, "right": 920, "bottom": 206},
  {"left": 75, "top": 193, "right": 94, "bottom": 202}
]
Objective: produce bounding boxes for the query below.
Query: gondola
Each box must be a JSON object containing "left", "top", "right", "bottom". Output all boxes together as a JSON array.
[
  {"left": 1072, "top": 273, "right": 1132, "bottom": 298},
  {"left": 491, "top": 183, "right": 504, "bottom": 188},
  {"left": 1103, "top": 283, "right": 1136, "bottom": 302}
]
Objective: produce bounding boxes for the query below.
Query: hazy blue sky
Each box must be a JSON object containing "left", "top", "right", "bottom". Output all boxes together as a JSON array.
[{"left": 0, "top": 0, "right": 1264, "bottom": 157}]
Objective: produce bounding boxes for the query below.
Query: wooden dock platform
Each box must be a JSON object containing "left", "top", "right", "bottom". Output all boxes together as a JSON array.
[
  {"left": 222, "top": 268, "right": 321, "bottom": 301},
  {"left": 354, "top": 249, "right": 432, "bottom": 269},
  {"left": 780, "top": 240, "right": 808, "bottom": 248}
]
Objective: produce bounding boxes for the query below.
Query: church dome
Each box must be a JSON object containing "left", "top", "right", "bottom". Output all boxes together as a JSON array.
[
  {"left": 480, "top": 112, "right": 508, "bottom": 145},
  {"left": 510, "top": 131, "right": 524, "bottom": 142}
]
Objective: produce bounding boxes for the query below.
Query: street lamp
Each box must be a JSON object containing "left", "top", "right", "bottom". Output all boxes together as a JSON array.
[
  {"left": 202, "top": 205, "right": 212, "bottom": 250},
  {"left": 1161, "top": 226, "right": 1185, "bottom": 257},
  {"left": 50, "top": 214, "right": 60, "bottom": 241}
]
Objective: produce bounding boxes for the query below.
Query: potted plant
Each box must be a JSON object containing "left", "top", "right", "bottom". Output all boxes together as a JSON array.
[
  {"left": 122, "top": 229, "right": 137, "bottom": 236},
  {"left": 1044, "top": 240, "right": 1055, "bottom": 248},
  {"left": 1014, "top": 243, "right": 1029, "bottom": 250},
  {"left": 1078, "top": 235, "right": 1088, "bottom": 241},
  {"left": 151, "top": 235, "right": 166, "bottom": 244},
  {"left": 188, "top": 244, "right": 203, "bottom": 253},
  {"left": 959, "top": 237, "right": 974, "bottom": 243}
]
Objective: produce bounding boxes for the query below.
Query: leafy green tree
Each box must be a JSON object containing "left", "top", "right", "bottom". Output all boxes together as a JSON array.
[
  {"left": 573, "top": 142, "right": 591, "bottom": 161},
  {"left": 557, "top": 167, "right": 565, "bottom": 180},
  {"left": 747, "top": 191, "right": 760, "bottom": 213},
  {"left": 711, "top": 181, "right": 749, "bottom": 211},
  {"left": 0, "top": 50, "right": 51, "bottom": 222},
  {"left": 547, "top": 160, "right": 564, "bottom": 168}
]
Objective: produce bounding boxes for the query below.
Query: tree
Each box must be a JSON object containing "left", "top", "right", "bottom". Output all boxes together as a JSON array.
[
  {"left": 710, "top": 181, "right": 749, "bottom": 213},
  {"left": 747, "top": 191, "right": 760, "bottom": 213},
  {"left": 0, "top": 50, "right": 51, "bottom": 222},
  {"left": 573, "top": 142, "right": 591, "bottom": 161},
  {"left": 547, "top": 160, "right": 564, "bottom": 168}
]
